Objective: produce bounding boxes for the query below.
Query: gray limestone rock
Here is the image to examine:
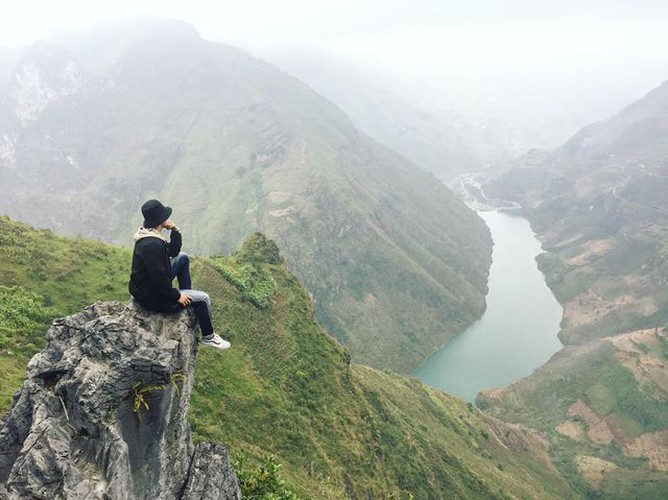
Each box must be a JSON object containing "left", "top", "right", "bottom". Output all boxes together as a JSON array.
[
  {"left": 0, "top": 301, "right": 240, "bottom": 499},
  {"left": 181, "top": 443, "right": 241, "bottom": 500}
]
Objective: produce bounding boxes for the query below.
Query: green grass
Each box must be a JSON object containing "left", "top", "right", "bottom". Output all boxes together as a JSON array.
[
  {"left": 0, "top": 216, "right": 572, "bottom": 498},
  {"left": 0, "top": 216, "right": 133, "bottom": 407},
  {"left": 0, "top": 286, "right": 56, "bottom": 352}
]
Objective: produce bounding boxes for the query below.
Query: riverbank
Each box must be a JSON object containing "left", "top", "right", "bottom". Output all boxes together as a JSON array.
[
  {"left": 446, "top": 174, "right": 521, "bottom": 211},
  {"left": 413, "top": 211, "right": 563, "bottom": 401}
]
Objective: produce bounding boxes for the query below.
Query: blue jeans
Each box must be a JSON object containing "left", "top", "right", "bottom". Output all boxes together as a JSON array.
[
  {"left": 170, "top": 253, "right": 213, "bottom": 337},
  {"left": 170, "top": 252, "right": 192, "bottom": 290}
]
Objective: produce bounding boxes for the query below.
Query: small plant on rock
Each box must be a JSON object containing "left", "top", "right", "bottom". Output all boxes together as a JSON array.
[{"left": 132, "top": 381, "right": 166, "bottom": 414}]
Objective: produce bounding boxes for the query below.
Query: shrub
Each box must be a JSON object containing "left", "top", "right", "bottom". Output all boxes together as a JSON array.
[
  {"left": 211, "top": 259, "right": 277, "bottom": 309},
  {"left": 0, "top": 286, "right": 55, "bottom": 351},
  {"left": 236, "top": 233, "right": 284, "bottom": 265},
  {"left": 233, "top": 454, "right": 298, "bottom": 499}
]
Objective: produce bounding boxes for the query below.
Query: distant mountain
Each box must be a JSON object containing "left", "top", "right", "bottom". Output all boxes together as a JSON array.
[
  {"left": 260, "top": 54, "right": 485, "bottom": 176},
  {"left": 261, "top": 52, "right": 655, "bottom": 179},
  {"left": 0, "top": 19, "right": 491, "bottom": 371},
  {"left": 486, "top": 79, "right": 668, "bottom": 346},
  {"left": 555, "top": 81, "right": 668, "bottom": 164}
]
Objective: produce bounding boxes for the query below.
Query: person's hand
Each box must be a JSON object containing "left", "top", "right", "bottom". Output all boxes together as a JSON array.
[
  {"left": 177, "top": 292, "right": 192, "bottom": 307},
  {"left": 163, "top": 219, "right": 176, "bottom": 230}
]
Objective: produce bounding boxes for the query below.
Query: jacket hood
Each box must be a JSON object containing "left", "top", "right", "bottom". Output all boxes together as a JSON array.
[{"left": 133, "top": 227, "right": 167, "bottom": 242}]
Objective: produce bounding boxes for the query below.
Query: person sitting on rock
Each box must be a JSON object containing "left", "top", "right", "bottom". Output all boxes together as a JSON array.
[{"left": 129, "top": 199, "right": 231, "bottom": 350}]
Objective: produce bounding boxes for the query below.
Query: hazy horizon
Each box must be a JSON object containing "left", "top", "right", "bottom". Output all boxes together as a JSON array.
[{"left": 3, "top": 1, "right": 667, "bottom": 154}]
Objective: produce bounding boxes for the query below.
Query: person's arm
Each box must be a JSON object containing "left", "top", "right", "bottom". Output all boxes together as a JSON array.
[
  {"left": 163, "top": 220, "right": 182, "bottom": 257},
  {"left": 141, "top": 239, "right": 181, "bottom": 303}
]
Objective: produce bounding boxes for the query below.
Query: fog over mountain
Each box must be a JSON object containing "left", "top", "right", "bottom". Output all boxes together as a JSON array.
[
  {"left": 258, "top": 50, "right": 668, "bottom": 176},
  {"left": 257, "top": 34, "right": 668, "bottom": 174},
  {"left": 1, "top": 1, "right": 667, "bottom": 174}
]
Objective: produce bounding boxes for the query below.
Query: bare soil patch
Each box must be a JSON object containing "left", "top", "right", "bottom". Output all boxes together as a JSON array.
[
  {"left": 565, "top": 239, "right": 615, "bottom": 267},
  {"left": 479, "top": 388, "right": 507, "bottom": 400},
  {"left": 610, "top": 329, "right": 668, "bottom": 393},
  {"left": 563, "top": 291, "right": 656, "bottom": 330},
  {"left": 575, "top": 455, "right": 618, "bottom": 489},
  {"left": 568, "top": 400, "right": 614, "bottom": 444},
  {"left": 624, "top": 430, "right": 668, "bottom": 471},
  {"left": 556, "top": 421, "right": 585, "bottom": 441}
]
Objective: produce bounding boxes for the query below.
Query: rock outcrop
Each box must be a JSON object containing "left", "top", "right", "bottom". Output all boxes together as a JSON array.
[{"left": 0, "top": 301, "right": 240, "bottom": 499}]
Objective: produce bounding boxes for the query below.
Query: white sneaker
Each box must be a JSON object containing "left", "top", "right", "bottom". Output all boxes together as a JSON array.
[{"left": 202, "top": 333, "right": 231, "bottom": 350}]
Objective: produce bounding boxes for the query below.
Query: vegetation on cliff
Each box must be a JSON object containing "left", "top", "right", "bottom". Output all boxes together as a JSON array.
[{"left": 0, "top": 216, "right": 571, "bottom": 498}]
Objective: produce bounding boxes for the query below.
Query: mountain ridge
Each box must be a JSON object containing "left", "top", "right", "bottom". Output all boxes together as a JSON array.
[
  {"left": 485, "top": 78, "right": 668, "bottom": 346},
  {"left": 0, "top": 18, "right": 492, "bottom": 371},
  {"left": 480, "top": 78, "right": 668, "bottom": 497}
]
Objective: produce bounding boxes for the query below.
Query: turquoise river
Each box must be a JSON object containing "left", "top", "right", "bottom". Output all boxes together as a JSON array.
[{"left": 414, "top": 210, "right": 563, "bottom": 402}]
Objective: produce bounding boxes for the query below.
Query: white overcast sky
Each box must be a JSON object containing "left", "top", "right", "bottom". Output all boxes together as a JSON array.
[
  {"left": 3, "top": 1, "right": 667, "bottom": 68},
  {"left": 2, "top": 0, "right": 667, "bottom": 146}
]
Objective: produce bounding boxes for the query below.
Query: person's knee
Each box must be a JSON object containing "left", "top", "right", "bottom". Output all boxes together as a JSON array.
[
  {"left": 171, "top": 252, "right": 189, "bottom": 268},
  {"left": 202, "top": 292, "right": 212, "bottom": 309},
  {"left": 189, "top": 290, "right": 210, "bottom": 304}
]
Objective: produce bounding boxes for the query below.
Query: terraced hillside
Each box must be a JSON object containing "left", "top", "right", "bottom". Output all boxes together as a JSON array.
[{"left": 478, "top": 328, "right": 668, "bottom": 498}]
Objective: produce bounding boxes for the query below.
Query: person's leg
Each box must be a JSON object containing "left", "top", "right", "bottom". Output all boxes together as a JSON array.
[
  {"left": 190, "top": 301, "right": 214, "bottom": 337},
  {"left": 182, "top": 289, "right": 230, "bottom": 349},
  {"left": 181, "top": 289, "right": 213, "bottom": 336},
  {"left": 170, "top": 252, "right": 192, "bottom": 290},
  {"left": 182, "top": 289, "right": 211, "bottom": 315}
]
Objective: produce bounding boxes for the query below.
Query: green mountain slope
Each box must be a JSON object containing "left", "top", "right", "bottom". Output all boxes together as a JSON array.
[
  {"left": 478, "top": 328, "right": 668, "bottom": 498},
  {"left": 479, "top": 80, "right": 668, "bottom": 498},
  {"left": 0, "top": 216, "right": 572, "bottom": 498},
  {"left": 0, "top": 19, "right": 491, "bottom": 371},
  {"left": 486, "top": 80, "right": 668, "bottom": 346}
]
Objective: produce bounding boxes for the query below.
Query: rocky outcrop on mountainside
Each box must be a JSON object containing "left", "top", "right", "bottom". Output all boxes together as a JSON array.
[{"left": 0, "top": 301, "right": 240, "bottom": 499}]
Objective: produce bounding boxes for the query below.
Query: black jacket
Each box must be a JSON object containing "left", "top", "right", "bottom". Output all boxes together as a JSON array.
[{"left": 128, "top": 229, "right": 182, "bottom": 311}]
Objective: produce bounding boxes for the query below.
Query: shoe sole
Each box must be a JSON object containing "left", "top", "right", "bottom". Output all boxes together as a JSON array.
[{"left": 202, "top": 342, "right": 231, "bottom": 350}]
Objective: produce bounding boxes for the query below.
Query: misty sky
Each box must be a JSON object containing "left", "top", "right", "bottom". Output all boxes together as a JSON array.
[
  {"left": 3, "top": 1, "right": 667, "bottom": 150},
  {"left": 4, "top": 1, "right": 667, "bottom": 69}
]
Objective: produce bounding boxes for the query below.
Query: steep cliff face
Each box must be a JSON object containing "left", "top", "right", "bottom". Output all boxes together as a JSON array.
[{"left": 0, "top": 301, "right": 240, "bottom": 499}]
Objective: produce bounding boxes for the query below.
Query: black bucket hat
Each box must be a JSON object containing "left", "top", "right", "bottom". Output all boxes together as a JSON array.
[{"left": 141, "top": 199, "right": 172, "bottom": 228}]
